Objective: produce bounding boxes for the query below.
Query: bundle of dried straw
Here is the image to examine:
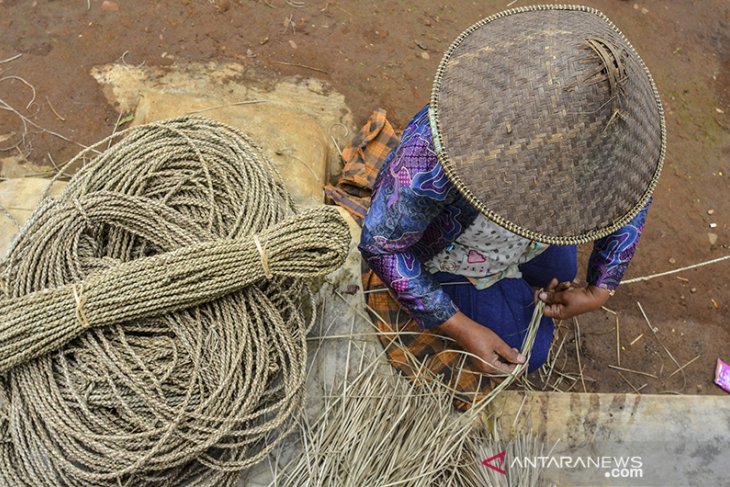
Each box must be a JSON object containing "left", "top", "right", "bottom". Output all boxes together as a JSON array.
[
  {"left": 276, "top": 364, "right": 479, "bottom": 486},
  {"left": 272, "top": 358, "right": 552, "bottom": 486},
  {"left": 265, "top": 283, "right": 548, "bottom": 486},
  {"left": 0, "top": 117, "right": 350, "bottom": 486}
]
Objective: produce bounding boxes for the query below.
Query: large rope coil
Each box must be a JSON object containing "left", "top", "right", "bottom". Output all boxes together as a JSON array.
[{"left": 0, "top": 117, "right": 350, "bottom": 486}]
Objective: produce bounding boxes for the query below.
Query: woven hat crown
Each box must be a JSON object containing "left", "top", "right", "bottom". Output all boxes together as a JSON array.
[{"left": 429, "top": 5, "right": 665, "bottom": 245}]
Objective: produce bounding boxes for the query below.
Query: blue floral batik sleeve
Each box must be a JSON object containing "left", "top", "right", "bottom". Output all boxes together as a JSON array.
[
  {"left": 587, "top": 198, "right": 652, "bottom": 290},
  {"left": 359, "top": 107, "right": 460, "bottom": 329}
]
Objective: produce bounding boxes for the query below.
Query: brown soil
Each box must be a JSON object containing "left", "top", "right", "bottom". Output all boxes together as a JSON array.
[{"left": 1, "top": 0, "right": 728, "bottom": 395}]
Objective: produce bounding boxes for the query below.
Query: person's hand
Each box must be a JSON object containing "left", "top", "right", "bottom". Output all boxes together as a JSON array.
[
  {"left": 438, "top": 311, "right": 526, "bottom": 375},
  {"left": 538, "top": 278, "right": 610, "bottom": 320}
]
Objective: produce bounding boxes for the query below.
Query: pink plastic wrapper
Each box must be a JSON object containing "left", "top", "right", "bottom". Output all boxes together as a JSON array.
[{"left": 715, "top": 358, "right": 730, "bottom": 393}]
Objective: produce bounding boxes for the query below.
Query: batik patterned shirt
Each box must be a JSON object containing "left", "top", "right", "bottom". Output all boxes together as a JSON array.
[{"left": 359, "top": 106, "right": 650, "bottom": 329}]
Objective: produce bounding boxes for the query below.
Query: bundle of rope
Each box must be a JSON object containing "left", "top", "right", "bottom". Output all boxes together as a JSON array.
[{"left": 0, "top": 117, "right": 350, "bottom": 486}]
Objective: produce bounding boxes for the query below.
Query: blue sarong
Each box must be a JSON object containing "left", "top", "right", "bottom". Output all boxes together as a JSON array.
[{"left": 434, "top": 245, "right": 577, "bottom": 372}]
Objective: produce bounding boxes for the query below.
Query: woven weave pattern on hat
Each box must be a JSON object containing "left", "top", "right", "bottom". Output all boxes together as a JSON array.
[{"left": 430, "top": 4, "right": 665, "bottom": 245}]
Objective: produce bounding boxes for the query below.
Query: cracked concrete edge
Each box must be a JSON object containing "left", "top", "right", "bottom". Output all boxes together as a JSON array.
[{"left": 90, "top": 62, "right": 355, "bottom": 186}]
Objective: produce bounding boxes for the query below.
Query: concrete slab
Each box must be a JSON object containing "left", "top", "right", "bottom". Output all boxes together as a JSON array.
[
  {"left": 91, "top": 62, "right": 354, "bottom": 206},
  {"left": 488, "top": 391, "right": 730, "bottom": 486},
  {"left": 0, "top": 178, "right": 67, "bottom": 257},
  {"left": 135, "top": 91, "right": 330, "bottom": 205},
  {"left": 0, "top": 154, "right": 55, "bottom": 179}
]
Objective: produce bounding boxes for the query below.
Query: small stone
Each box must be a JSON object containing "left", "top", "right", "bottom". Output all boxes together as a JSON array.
[
  {"left": 101, "top": 0, "right": 119, "bottom": 12},
  {"left": 668, "top": 257, "right": 676, "bottom": 264},
  {"left": 641, "top": 7, "right": 649, "bottom": 14},
  {"left": 289, "top": 39, "right": 298, "bottom": 49},
  {"left": 709, "top": 222, "right": 717, "bottom": 228},
  {"left": 690, "top": 287, "right": 697, "bottom": 293},
  {"left": 419, "top": 51, "right": 430, "bottom": 60},
  {"left": 708, "top": 232, "right": 718, "bottom": 245},
  {"left": 246, "top": 48, "right": 256, "bottom": 58},
  {"left": 215, "top": 0, "right": 231, "bottom": 12},
  {"left": 707, "top": 209, "right": 715, "bottom": 215},
  {"left": 717, "top": 108, "right": 725, "bottom": 114}
]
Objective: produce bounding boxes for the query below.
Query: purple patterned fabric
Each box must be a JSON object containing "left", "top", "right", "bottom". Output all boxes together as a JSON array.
[
  {"left": 587, "top": 203, "right": 649, "bottom": 289},
  {"left": 359, "top": 105, "right": 650, "bottom": 329}
]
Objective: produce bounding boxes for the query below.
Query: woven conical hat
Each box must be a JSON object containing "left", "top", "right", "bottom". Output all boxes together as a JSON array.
[{"left": 429, "top": 5, "right": 665, "bottom": 245}]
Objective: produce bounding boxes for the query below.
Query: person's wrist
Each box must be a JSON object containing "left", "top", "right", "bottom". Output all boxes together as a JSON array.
[
  {"left": 438, "top": 311, "right": 473, "bottom": 339},
  {"left": 586, "top": 284, "right": 611, "bottom": 307}
]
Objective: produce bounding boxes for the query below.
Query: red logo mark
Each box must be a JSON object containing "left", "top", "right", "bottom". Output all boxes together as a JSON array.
[{"left": 482, "top": 450, "right": 507, "bottom": 475}]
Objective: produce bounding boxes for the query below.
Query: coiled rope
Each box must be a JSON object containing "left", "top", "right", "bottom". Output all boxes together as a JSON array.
[{"left": 0, "top": 117, "right": 350, "bottom": 486}]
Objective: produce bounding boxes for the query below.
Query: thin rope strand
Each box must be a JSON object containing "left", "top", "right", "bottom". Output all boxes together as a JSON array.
[{"left": 622, "top": 254, "right": 730, "bottom": 284}]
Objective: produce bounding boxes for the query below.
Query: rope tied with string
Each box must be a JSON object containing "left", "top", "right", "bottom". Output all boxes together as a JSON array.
[{"left": 0, "top": 117, "right": 350, "bottom": 486}]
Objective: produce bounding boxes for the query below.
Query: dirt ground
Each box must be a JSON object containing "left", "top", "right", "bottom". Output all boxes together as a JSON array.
[{"left": 1, "top": 0, "right": 728, "bottom": 395}]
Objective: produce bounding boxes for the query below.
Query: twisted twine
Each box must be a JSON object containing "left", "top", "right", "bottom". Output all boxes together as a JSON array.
[{"left": 0, "top": 117, "right": 350, "bottom": 486}]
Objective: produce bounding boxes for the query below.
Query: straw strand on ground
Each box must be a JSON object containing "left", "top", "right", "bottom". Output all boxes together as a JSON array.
[
  {"left": 622, "top": 254, "right": 730, "bottom": 284},
  {"left": 637, "top": 301, "right": 686, "bottom": 392}
]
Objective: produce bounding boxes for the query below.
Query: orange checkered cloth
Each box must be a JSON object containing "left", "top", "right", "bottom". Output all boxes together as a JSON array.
[
  {"left": 363, "top": 271, "right": 497, "bottom": 410},
  {"left": 328, "top": 109, "right": 497, "bottom": 409},
  {"left": 324, "top": 109, "right": 400, "bottom": 224}
]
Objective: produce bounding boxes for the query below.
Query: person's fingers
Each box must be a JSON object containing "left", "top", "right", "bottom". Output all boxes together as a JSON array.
[
  {"left": 543, "top": 305, "right": 554, "bottom": 318},
  {"left": 539, "top": 289, "right": 569, "bottom": 305},
  {"left": 536, "top": 279, "right": 571, "bottom": 304},
  {"left": 494, "top": 358, "right": 517, "bottom": 374},
  {"left": 495, "top": 339, "right": 526, "bottom": 364},
  {"left": 472, "top": 352, "right": 508, "bottom": 375},
  {"left": 543, "top": 303, "right": 566, "bottom": 319},
  {"left": 556, "top": 281, "right": 574, "bottom": 292},
  {"left": 545, "top": 278, "right": 559, "bottom": 292},
  {"left": 484, "top": 355, "right": 516, "bottom": 375},
  {"left": 539, "top": 279, "right": 558, "bottom": 303}
]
